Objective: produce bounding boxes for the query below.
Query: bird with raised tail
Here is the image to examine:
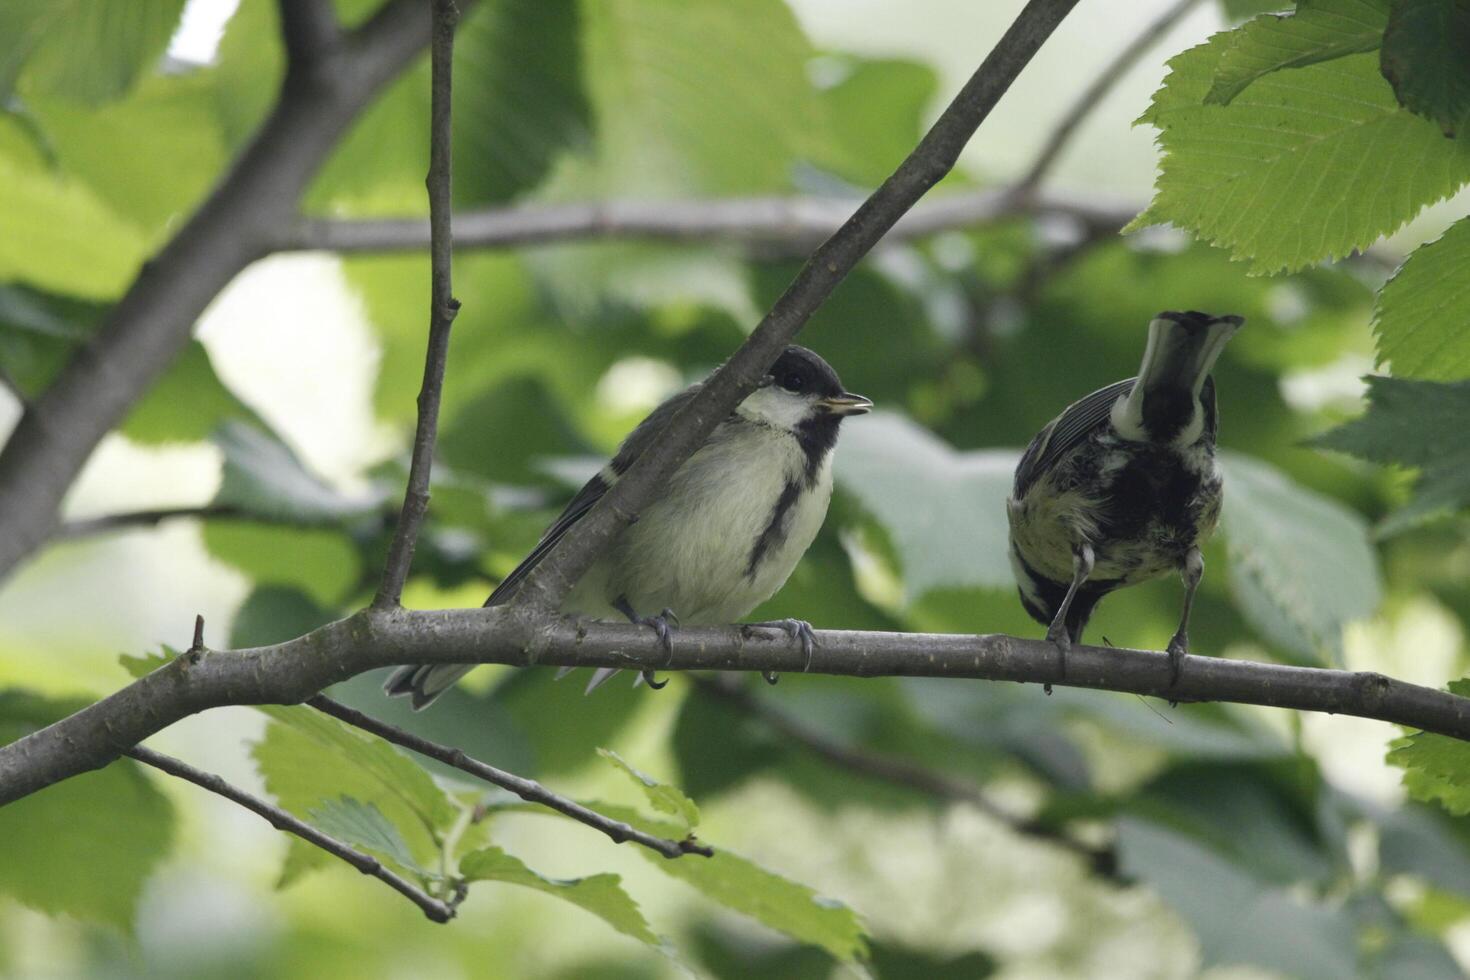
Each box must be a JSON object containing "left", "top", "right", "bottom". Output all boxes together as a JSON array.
[
  {"left": 386, "top": 345, "right": 871, "bottom": 709},
  {"left": 1007, "top": 310, "right": 1244, "bottom": 685}
]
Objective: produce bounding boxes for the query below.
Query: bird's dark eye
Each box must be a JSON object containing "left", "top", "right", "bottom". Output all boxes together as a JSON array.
[{"left": 780, "top": 372, "right": 805, "bottom": 392}]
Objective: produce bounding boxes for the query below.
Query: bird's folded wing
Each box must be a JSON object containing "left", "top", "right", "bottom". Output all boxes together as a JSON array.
[
  {"left": 483, "top": 385, "right": 701, "bottom": 608},
  {"left": 1013, "top": 377, "right": 1136, "bottom": 499}
]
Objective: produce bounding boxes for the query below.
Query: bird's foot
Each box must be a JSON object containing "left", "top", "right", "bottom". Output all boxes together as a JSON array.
[
  {"left": 1043, "top": 622, "right": 1071, "bottom": 696},
  {"left": 1165, "top": 631, "right": 1188, "bottom": 693},
  {"left": 746, "top": 619, "right": 816, "bottom": 684},
  {"left": 634, "top": 608, "right": 679, "bottom": 690}
]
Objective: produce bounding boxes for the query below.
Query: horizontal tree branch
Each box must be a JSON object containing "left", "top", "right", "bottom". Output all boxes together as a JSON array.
[
  {"left": 3, "top": 607, "right": 1467, "bottom": 808},
  {"left": 280, "top": 188, "right": 1139, "bottom": 255},
  {"left": 126, "top": 743, "right": 461, "bottom": 922},
  {"left": 54, "top": 505, "right": 253, "bottom": 541},
  {"left": 307, "top": 695, "right": 710, "bottom": 859}
]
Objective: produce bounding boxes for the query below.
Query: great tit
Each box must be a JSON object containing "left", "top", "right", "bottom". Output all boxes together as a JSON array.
[
  {"left": 386, "top": 345, "right": 872, "bottom": 709},
  {"left": 1006, "top": 311, "right": 1243, "bottom": 684}
]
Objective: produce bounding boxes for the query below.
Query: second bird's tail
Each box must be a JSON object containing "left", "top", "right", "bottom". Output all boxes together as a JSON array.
[{"left": 1112, "top": 310, "right": 1243, "bottom": 443}]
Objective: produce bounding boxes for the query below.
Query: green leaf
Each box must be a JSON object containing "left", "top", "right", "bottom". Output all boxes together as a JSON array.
[
  {"left": 251, "top": 705, "right": 458, "bottom": 885},
  {"left": 119, "top": 647, "right": 174, "bottom": 679},
  {"left": 204, "top": 523, "right": 362, "bottom": 609},
  {"left": 1380, "top": 0, "right": 1470, "bottom": 137},
  {"left": 212, "top": 421, "right": 383, "bottom": 522},
  {"left": 1387, "top": 680, "right": 1470, "bottom": 816},
  {"left": 494, "top": 667, "right": 650, "bottom": 776},
  {"left": 1220, "top": 451, "right": 1382, "bottom": 662},
  {"left": 817, "top": 57, "right": 938, "bottom": 187},
  {"left": 28, "top": 73, "right": 226, "bottom": 232},
  {"left": 1205, "top": 0, "right": 1390, "bottom": 106},
  {"left": 0, "top": 147, "right": 147, "bottom": 299},
  {"left": 453, "top": 0, "right": 590, "bottom": 205},
  {"left": 1118, "top": 818, "right": 1357, "bottom": 979},
  {"left": 307, "top": 796, "right": 430, "bottom": 877},
  {"left": 229, "top": 586, "right": 336, "bottom": 648},
  {"left": 120, "top": 342, "right": 260, "bottom": 444},
  {"left": 0, "top": 691, "right": 175, "bottom": 928},
  {"left": 598, "top": 748, "right": 700, "bottom": 830},
  {"left": 1372, "top": 217, "right": 1470, "bottom": 382},
  {"left": 595, "top": 804, "right": 868, "bottom": 962},
  {"left": 0, "top": 0, "right": 187, "bottom": 105},
  {"left": 1312, "top": 376, "right": 1470, "bottom": 533},
  {"left": 573, "top": 0, "right": 830, "bottom": 196},
  {"left": 460, "top": 846, "right": 659, "bottom": 946},
  {"left": 1133, "top": 41, "right": 1470, "bottom": 273},
  {"left": 1220, "top": 0, "right": 1293, "bottom": 21},
  {"left": 834, "top": 410, "right": 1017, "bottom": 599},
  {"left": 0, "top": 285, "right": 103, "bottom": 395}
]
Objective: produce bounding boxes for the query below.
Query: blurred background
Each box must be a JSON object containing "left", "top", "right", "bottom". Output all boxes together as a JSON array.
[{"left": 2, "top": 0, "right": 1469, "bottom": 977}]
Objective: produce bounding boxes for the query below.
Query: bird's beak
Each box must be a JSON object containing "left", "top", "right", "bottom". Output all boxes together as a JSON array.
[{"left": 819, "top": 392, "right": 873, "bottom": 416}]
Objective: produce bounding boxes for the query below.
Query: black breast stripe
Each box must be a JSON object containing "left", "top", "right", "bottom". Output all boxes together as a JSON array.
[{"left": 746, "top": 479, "right": 802, "bottom": 579}]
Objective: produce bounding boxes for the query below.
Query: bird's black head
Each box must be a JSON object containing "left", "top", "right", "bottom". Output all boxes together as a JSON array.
[{"left": 738, "top": 346, "right": 871, "bottom": 474}]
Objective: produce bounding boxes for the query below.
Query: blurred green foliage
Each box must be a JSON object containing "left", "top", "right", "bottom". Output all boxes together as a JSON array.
[{"left": 3, "top": 0, "right": 1470, "bottom": 977}]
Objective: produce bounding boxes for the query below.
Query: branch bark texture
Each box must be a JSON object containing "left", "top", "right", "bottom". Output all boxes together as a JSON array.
[{"left": 3, "top": 609, "right": 1467, "bottom": 807}]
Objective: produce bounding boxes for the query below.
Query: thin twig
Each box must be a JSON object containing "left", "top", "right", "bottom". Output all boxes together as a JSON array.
[
  {"left": 511, "top": 0, "right": 1085, "bottom": 614},
  {"left": 1014, "top": 0, "right": 1203, "bottom": 194},
  {"left": 126, "top": 744, "right": 460, "bottom": 922},
  {"left": 306, "top": 696, "right": 712, "bottom": 859},
  {"left": 690, "top": 676, "right": 1118, "bottom": 878},
  {"left": 375, "top": 0, "right": 462, "bottom": 609},
  {"left": 281, "top": 188, "right": 1140, "bottom": 255}
]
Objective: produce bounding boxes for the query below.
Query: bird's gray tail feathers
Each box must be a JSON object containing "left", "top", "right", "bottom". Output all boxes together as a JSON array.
[
  {"left": 1135, "top": 311, "right": 1243, "bottom": 398},
  {"left": 383, "top": 663, "right": 475, "bottom": 710}
]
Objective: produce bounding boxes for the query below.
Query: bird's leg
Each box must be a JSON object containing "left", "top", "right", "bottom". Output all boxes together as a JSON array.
[
  {"left": 744, "top": 619, "right": 816, "bottom": 685},
  {"left": 1044, "top": 542, "right": 1094, "bottom": 693},
  {"left": 1165, "top": 548, "right": 1203, "bottom": 687},
  {"left": 612, "top": 598, "right": 678, "bottom": 690}
]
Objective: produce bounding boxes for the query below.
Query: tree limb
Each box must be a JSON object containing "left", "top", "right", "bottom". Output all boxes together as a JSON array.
[
  {"left": 509, "top": 0, "right": 1087, "bottom": 614},
  {"left": 126, "top": 743, "right": 462, "bottom": 922},
  {"left": 1013, "top": 0, "right": 1203, "bottom": 194},
  {"left": 375, "top": 0, "right": 462, "bottom": 609},
  {"left": 0, "top": 0, "right": 448, "bottom": 586},
  {"left": 278, "top": 0, "right": 341, "bottom": 68},
  {"left": 4, "top": 609, "right": 1468, "bottom": 807},
  {"left": 280, "top": 188, "right": 1139, "bottom": 256},
  {"left": 306, "top": 696, "right": 711, "bottom": 859},
  {"left": 688, "top": 675, "right": 1118, "bottom": 878}
]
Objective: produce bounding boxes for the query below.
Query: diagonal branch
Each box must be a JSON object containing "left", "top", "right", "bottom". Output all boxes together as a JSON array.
[
  {"left": 307, "top": 696, "right": 711, "bottom": 859},
  {"left": 375, "top": 0, "right": 462, "bottom": 609},
  {"left": 689, "top": 675, "right": 1118, "bottom": 878},
  {"left": 126, "top": 744, "right": 462, "bottom": 922},
  {"left": 510, "top": 0, "right": 1086, "bottom": 614},
  {"left": 1013, "top": 0, "right": 1203, "bottom": 194},
  {"left": 5, "top": 610, "right": 1469, "bottom": 808},
  {"left": 0, "top": 0, "right": 454, "bottom": 587}
]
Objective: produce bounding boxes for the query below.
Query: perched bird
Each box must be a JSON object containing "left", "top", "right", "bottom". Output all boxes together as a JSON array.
[
  {"left": 386, "top": 345, "right": 872, "bottom": 709},
  {"left": 1006, "top": 310, "right": 1243, "bottom": 684}
]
